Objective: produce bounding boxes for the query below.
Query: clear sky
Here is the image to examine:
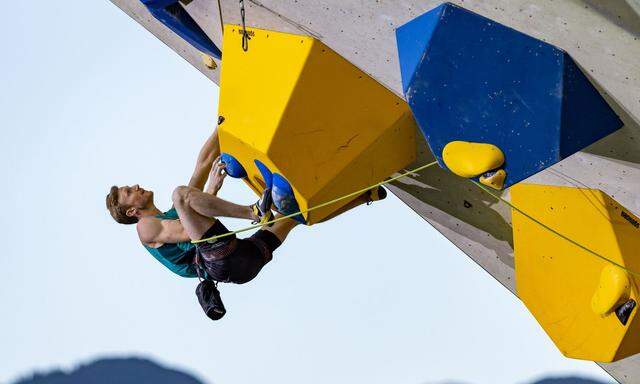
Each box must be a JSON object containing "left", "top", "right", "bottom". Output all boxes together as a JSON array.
[{"left": 0, "top": 1, "right": 615, "bottom": 384}]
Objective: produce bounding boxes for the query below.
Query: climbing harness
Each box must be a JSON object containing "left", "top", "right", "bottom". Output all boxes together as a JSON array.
[
  {"left": 472, "top": 181, "right": 640, "bottom": 278},
  {"left": 239, "top": 0, "right": 250, "bottom": 51}
]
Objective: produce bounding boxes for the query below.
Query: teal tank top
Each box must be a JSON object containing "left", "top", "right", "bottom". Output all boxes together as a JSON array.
[{"left": 143, "top": 207, "right": 198, "bottom": 278}]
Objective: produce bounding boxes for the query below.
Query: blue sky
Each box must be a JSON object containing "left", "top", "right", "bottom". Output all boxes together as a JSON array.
[{"left": 0, "top": 1, "right": 614, "bottom": 383}]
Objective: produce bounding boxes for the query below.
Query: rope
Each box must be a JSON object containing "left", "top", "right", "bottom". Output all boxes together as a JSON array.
[
  {"left": 472, "top": 181, "right": 640, "bottom": 278},
  {"left": 192, "top": 161, "right": 439, "bottom": 244},
  {"left": 216, "top": 0, "right": 224, "bottom": 37},
  {"left": 239, "top": 0, "right": 250, "bottom": 51},
  {"left": 190, "top": 155, "right": 640, "bottom": 278}
]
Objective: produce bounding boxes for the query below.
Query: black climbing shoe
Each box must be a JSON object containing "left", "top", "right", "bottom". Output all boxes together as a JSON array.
[
  {"left": 251, "top": 188, "right": 274, "bottom": 226},
  {"left": 367, "top": 186, "right": 388, "bottom": 205},
  {"left": 615, "top": 299, "right": 636, "bottom": 326}
]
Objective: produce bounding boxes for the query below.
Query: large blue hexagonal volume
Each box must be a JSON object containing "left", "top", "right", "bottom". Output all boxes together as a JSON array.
[{"left": 396, "top": 2, "right": 623, "bottom": 188}]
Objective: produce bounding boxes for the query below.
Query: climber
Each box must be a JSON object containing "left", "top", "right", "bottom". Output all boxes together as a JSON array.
[{"left": 105, "top": 127, "right": 387, "bottom": 284}]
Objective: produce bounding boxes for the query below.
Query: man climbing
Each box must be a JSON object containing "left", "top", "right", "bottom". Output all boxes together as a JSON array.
[{"left": 105, "top": 126, "right": 387, "bottom": 285}]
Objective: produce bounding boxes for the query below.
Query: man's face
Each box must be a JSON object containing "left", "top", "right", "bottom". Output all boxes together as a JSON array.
[{"left": 118, "top": 184, "right": 153, "bottom": 216}]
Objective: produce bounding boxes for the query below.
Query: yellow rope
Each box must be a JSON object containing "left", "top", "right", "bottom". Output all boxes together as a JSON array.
[
  {"left": 191, "top": 158, "right": 640, "bottom": 278},
  {"left": 191, "top": 161, "right": 439, "bottom": 244},
  {"left": 472, "top": 181, "right": 640, "bottom": 278}
]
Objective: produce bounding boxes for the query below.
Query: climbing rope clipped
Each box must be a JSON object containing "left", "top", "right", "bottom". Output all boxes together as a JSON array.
[
  {"left": 239, "top": 0, "right": 250, "bottom": 51},
  {"left": 472, "top": 180, "right": 640, "bottom": 278},
  {"left": 192, "top": 161, "right": 439, "bottom": 244},
  {"left": 216, "top": 0, "right": 224, "bottom": 37}
]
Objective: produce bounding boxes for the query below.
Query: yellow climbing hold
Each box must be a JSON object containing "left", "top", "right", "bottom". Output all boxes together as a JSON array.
[
  {"left": 591, "top": 265, "right": 631, "bottom": 316},
  {"left": 479, "top": 169, "right": 506, "bottom": 190},
  {"left": 442, "top": 141, "right": 504, "bottom": 178},
  {"left": 202, "top": 54, "right": 217, "bottom": 69}
]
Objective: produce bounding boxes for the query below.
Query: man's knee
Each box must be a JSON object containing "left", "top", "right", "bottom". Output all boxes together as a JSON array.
[{"left": 172, "top": 185, "right": 192, "bottom": 206}]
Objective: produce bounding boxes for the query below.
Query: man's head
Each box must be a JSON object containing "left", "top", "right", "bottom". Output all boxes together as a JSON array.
[{"left": 106, "top": 185, "right": 154, "bottom": 224}]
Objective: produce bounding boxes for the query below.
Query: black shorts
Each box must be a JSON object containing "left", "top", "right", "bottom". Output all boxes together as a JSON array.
[{"left": 195, "top": 220, "right": 282, "bottom": 284}]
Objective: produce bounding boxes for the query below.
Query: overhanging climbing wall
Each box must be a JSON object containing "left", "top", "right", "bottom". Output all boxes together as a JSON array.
[{"left": 109, "top": 0, "right": 640, "bottom": 381}]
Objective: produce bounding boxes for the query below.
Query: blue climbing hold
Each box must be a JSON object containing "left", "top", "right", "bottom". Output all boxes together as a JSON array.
[
  {"left": 395, "top": 2, "right": 623, "bottom": 188},
  {"left": 220, "top": 153, "right": 246, "bottom": 178},
  {"left": 272, "top": 174, "right": 306, "bottom": 224},
  {"left": 253, "top": 160, "right": 273, "bottom": 189}
]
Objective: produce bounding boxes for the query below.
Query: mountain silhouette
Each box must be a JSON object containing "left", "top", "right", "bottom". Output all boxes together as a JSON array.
[
  {"left": 11, "top": 357, "right": 610, "bottom": 384},
  {"left": 430, "top": 376, "right": 609, "bottom": 384},
  {"left": 532, "top": 378, "right": 609, "bottom": 384},
  {"left": 12, "top": 357, "right": 206, "bottom": 384}
]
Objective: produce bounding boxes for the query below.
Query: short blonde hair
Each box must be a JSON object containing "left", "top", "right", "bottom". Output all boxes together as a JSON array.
[{"left": 106, "top": 185, "right": 138, "bottom": 225}]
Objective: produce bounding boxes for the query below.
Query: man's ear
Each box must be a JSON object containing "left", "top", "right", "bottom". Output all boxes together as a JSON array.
[{"left": 126, "top": 207, "right": 138, "bottom": 218}]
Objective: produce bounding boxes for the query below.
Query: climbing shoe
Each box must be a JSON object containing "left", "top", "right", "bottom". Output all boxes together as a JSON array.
[
  {"left": 251, "top": 188, "right": 274, "bottom": 226},
  {"left": 367, "top": 186, "right": 388, "bottom": 205}
]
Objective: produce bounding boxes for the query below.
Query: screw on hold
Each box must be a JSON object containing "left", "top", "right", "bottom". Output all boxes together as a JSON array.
[
  {"left": 464, "top": 200, "right": 472, "bottom": 208},
  {"left": 615, "top": 299, "right": 636, "bottom": 326},
  {"left": 218, "top": 115, "right": 225, "bottom": 125}
]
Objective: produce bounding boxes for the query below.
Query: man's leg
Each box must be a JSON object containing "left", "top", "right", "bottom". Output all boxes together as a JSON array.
[
  {"left": 258, "top": 189, "right": 375, "bottom": 245},
  {"left": 262, "top": 186, "right": 384, "bottom": 242},
  {"left": 172, "top": 186, "right": 255, "bottom": 240},
  {"left": 173, "top": 186, "right": 255, "bottom": 219},
  {"left": 262, "top": 214, "right": 299, "bottom": 243}
]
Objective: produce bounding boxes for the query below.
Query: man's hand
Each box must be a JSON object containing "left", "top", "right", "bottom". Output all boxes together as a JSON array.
[{"left": 205, "top": 157, "right": 227, "bottom": 195}]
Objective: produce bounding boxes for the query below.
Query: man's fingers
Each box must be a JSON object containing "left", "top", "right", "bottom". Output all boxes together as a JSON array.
[
  {"left": 212, "top": 161, "right": 224, "bottom": 173},
  {"left": 209, "top": 160, "right": 227, "bottom": 179}
]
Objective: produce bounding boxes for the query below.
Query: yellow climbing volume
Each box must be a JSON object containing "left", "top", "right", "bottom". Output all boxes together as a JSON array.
[
  {"left": 512, "top": 184, "right": 640, "bottom": 362},
  {"left": 217, "top": 25, "right": 416, "bottom": 224}
]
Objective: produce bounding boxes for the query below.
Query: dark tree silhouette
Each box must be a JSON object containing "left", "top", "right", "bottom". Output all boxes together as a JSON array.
[
  {"left": 532, "top": 378, "right": 609, "bottom": 384},
  {"left": 12, "top": 357, "right": 206, "bottom": 384}
]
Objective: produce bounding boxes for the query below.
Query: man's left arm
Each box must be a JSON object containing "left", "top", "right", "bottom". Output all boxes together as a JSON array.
[{"left": 188, "top": 126, "right": 220, "bottom": 191}]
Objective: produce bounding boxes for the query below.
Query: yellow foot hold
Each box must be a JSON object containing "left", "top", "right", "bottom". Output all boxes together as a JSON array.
[
  {"left": 442, "top": 141, "right": 505, "bottom": 178},
  {"left": 202, "top": 54, "right": 217, "bottom": 69},
  {"left": 479, "top": 169, "right": 506, "bottom": 190},
  {"left": 591, "top": 265, "right": 631, "bottom": 316}
]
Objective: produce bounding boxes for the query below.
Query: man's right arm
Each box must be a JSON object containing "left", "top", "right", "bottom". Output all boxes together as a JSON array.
[
  {"left": 137, "top": 219, "right": 191, "bottom": 246},
  {"left": 188, "top": 127, "right": 221, "bottom": 191}
]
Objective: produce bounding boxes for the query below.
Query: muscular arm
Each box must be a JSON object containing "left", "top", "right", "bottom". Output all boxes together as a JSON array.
[
  {"left": 188, "top": 127, "right": 221, "bottom": 191},
  {"left": 137, "top": 218, "right": 191, "bottom": 246}
]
